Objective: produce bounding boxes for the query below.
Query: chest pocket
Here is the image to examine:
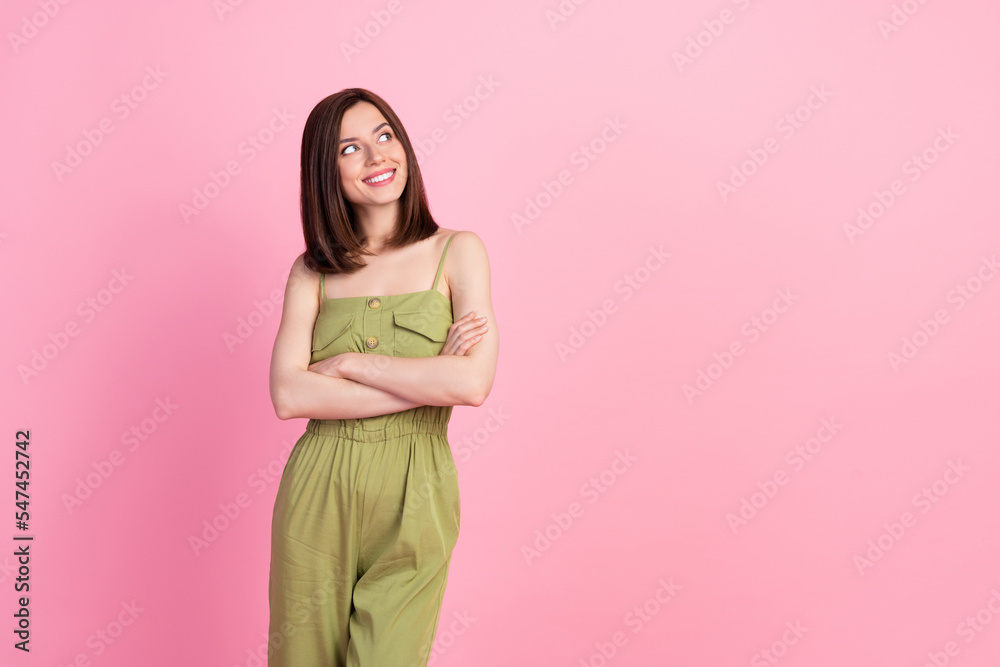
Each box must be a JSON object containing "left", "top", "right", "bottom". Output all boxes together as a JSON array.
[
  {"left": 393, "top": 310, "right": 451, "bottom": 357},
  {"left": 312, "top": 312, "right": 356, "bottom": 361}
]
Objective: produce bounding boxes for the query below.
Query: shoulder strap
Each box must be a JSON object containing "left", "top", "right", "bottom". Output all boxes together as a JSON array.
[
  {"left": 432, "top": 233, "right": 457, "bottom": 291},
  {"left": 320, "top": 272, "right": 326, "bottom": 300}
]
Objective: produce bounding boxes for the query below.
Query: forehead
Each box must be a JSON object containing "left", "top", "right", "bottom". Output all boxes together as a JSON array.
[{"left": 341, "top": 101, "right": 388, "bottom": 129}]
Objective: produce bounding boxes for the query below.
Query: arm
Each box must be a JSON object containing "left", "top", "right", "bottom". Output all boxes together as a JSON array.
[
  {"left": 340, "top": 231, "right": 499, "bottom": 407},
  {"left": 268, "top": 254, "right": 424, "bottom": 421}
]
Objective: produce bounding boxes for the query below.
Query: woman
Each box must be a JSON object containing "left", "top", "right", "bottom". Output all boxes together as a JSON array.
[{"left": 266, "top": 88, "right": 499, "bottom": 666}]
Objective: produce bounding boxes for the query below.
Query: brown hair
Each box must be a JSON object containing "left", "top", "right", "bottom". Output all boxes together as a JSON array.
[{"left": 299, "top": 88, "right": 439, "bottom": 274}]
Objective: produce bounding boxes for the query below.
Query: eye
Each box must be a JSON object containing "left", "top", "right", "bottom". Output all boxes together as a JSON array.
[{"left": 340, "top": 132, "right": 392, "bottom": 156}]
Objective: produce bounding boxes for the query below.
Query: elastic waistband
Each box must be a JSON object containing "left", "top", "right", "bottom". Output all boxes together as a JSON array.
[{"left": 305, "top": 416, "right": 449, "bottom": 443}]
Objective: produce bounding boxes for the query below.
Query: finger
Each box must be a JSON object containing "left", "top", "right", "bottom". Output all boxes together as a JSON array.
[
  {"left": 461, "top": 332, "right": 484, "bottom": 352},
  {"left": 453, "top": 318, "right": 487, "bottom": 338},
  {"left": 456, "top": 313, "right": 486, "bottom": 327}
]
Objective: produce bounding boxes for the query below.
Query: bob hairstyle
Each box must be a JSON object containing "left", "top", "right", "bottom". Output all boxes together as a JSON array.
[{"left": 299, "top": 87, "right": 439, "bottom": 275}]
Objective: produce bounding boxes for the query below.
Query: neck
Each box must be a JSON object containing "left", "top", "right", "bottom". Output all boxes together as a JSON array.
[{"left": 354, "top": 201, "right": 400, "bottom": 252}]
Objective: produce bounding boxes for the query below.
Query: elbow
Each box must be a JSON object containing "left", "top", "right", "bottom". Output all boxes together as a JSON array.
[
  {"left": 271, "top": 387, "right": 298, "bottom": 421},
  {"left": 273, "top": 400, "right": 294, "bottom": 421},
  {"left": 465, "top": 381, "right": 492, "bottom": 408}
]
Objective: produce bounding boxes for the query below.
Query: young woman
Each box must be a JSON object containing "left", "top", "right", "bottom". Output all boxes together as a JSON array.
[{"left": 266, "top": 88, "right": 499, "bottom": 666}]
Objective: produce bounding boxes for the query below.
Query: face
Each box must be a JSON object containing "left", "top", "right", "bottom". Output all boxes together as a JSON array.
[{"left": 336, "top": 101, "right": 408, "bottom": 211}]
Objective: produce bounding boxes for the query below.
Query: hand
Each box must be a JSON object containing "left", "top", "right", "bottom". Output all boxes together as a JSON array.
[
  {"left": 308, "top": 353, "right": 349, "bottom": 379},
  {"left": 440, "top": 312, "right": 488, "bottom": 356}
]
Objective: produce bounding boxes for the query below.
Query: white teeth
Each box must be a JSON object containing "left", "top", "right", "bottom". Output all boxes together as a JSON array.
[{"left": 364, "top": 170, "right": 394, "bottom": 183}]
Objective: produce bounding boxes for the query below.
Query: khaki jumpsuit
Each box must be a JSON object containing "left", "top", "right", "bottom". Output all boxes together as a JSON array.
[{"left": 268, "top": 233, "right": 461, "bottom": 666}]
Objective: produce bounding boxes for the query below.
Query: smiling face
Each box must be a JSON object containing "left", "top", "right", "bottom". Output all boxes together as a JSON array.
[{"left": 337, "top": 101, "right": 408, "bottom": 211}]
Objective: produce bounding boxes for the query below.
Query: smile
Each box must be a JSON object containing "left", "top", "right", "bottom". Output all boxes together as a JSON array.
[{"left": 363, "top": 169, "right": 396, "bottom": 185}]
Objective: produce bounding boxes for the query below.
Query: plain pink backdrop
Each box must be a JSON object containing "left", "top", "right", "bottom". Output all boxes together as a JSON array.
[{"left": 3, "top": 0, "right": 1000, "bottom": 665}]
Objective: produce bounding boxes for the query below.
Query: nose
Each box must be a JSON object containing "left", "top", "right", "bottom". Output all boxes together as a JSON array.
[{"left": 366, "top": 144, "right": 386, "bottom": 165}]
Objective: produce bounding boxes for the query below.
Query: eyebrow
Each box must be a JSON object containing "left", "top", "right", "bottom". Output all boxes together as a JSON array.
[{"left": 339, "top": 122, "right": 390, "bottom": 144}]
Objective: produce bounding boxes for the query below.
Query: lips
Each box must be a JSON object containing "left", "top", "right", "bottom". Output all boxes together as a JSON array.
[{"left": 362, "top": 168, "right": 395, "bottom": 184}]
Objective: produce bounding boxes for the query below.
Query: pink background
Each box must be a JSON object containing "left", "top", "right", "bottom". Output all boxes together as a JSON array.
[{"left": 3, "top": 0, "right": 1000, "bottom": 665}]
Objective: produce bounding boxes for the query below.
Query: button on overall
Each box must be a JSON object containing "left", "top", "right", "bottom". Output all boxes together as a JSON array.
[{"left": 268, "top": 232, "right": 460, "bottom": 667}]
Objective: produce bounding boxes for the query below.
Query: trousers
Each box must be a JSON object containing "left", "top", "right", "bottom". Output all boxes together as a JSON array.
[{"left": 267, "top": 409, "right": 461, "bottom": 666}]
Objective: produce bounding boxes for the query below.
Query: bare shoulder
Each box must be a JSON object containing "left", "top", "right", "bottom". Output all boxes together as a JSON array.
[
  {"left": 441, "top": 230, "right": 490, "bottom": 291},
  {"left": 288, "top": 251, "right": 320, "bottom": 281},
  {"left": 443, "top": 229, "right": 489, "bottom": 259},
  {"left": 289, "top": 251, "right": 310, "bottom": 277},
  {"left": 284, "top": 252, "right": 322, "bottom": 300}
]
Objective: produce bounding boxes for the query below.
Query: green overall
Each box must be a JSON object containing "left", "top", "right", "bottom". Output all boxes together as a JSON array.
[{"left": 268, "top": 233, "right": 460, "bottom": 667}]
